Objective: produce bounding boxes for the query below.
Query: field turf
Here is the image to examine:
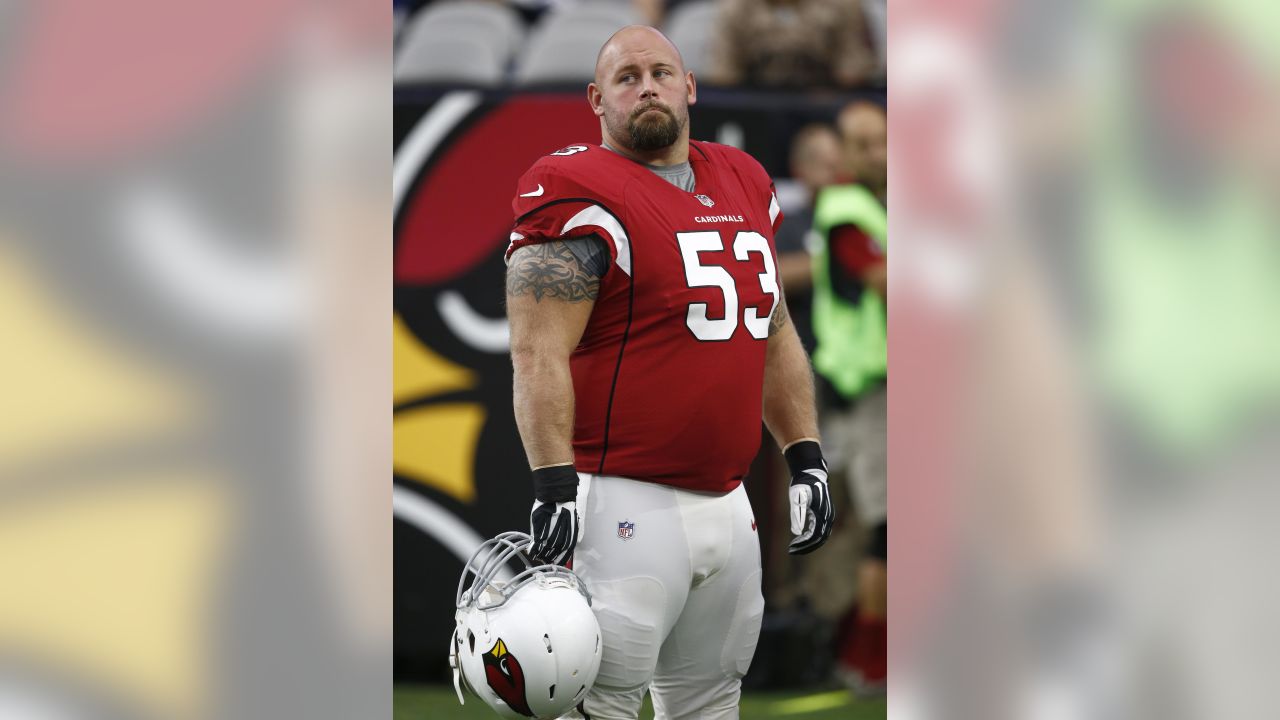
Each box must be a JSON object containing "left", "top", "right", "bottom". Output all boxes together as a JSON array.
[{"left": 395, "top": 684, "right": 886, "bottom": 719}]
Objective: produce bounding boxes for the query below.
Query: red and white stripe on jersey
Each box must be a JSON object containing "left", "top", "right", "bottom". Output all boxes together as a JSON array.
[{"left": 506, "top": 201, "right": 631, "bottom": 276}]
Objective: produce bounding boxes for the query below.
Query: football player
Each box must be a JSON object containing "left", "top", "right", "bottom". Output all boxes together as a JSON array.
[{"left": 505, "top": 26, "right": 834, "bottom": 719}]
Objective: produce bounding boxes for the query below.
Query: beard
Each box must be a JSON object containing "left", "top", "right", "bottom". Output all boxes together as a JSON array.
[{"left": 624, "top": 102, "right": 683, "bottom": 151}]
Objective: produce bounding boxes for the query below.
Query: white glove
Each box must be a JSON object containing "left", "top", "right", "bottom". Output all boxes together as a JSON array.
[{"left": 785, "top": 442, "right": 834, "bottom": 555}]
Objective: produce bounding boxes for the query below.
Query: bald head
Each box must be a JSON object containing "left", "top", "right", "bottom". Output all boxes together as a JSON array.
[
  {"left": 594, "top": 25, "right": 685, "bottom": 85},
  {"left": 838, "top": 101, "right": 887, "bottom": 191},
  {"left": 790, "top": 124, "right": 841, "bottom": 195},
  {"left": 838, "top": 101, "right": 886, "bottom": 138},
  {"left": 587, "top": 24, "right": 696, "bottom": 163}
]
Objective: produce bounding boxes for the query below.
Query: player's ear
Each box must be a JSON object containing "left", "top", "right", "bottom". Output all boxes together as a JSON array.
[
  {"left": 587, "top": 83, "right": 605, "bottom": 117},
  {"left": 685, "top": 71, "right": 697, "bottom": 106}
]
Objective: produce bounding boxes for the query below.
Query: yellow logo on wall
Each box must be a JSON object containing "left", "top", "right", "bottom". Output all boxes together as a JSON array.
[{"left": 392, "top": 313, "right": 484, "bottom": 503}]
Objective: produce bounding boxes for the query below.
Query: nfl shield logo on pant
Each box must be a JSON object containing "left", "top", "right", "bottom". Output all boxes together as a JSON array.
[{"left": 617, "top": 521, "right": 635, "bottom": 540}]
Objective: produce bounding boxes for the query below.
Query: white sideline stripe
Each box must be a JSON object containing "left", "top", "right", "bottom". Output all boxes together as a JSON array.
[
  {"left": 438, "top": 289, "right": 510, "bottom": 352},
  {"left": 117, "top": 180, "right": 300, "bottom": 339},
  {"left": 393, "top": 91, "right": 482, "bottom": 215},
  {"left": 562, "top": 205, "right": 631, "bottom": 276},
  {"left": 393, "top": 486, "right": 515, "bottom": 587},
  {"left": 393, "top": 485, "right": 488, "bottom": 563}
]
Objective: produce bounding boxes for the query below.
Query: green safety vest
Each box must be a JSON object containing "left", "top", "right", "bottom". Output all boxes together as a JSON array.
[
  {"left": 810, "top": 184, "right": 887, "bottom": 399},
  {"left": 1085, "top": 0, "right": 1280, "bottom": 456}
]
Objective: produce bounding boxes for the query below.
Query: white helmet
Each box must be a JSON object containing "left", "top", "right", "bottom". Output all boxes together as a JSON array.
[{"left": 449, "top": 532, "right": 602, "bottom": 718}]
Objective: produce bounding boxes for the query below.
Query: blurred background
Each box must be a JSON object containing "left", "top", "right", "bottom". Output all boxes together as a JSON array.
[
  {"left": 891, "top": 0, "right": 1280, "bottom": 718},
  {"left": 391, "top": 0, "right": 886, "bottom": 716},
  {"left": 0, "top": 2, "right": 392, "bottom": 719},
  {"left": 2, "top": 0, "right": 1279, "bottom": 719}
]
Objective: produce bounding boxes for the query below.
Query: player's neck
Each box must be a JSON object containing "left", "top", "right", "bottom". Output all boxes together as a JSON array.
[{"left": 603, "top": 135, "right": 689, "bottom": 167}]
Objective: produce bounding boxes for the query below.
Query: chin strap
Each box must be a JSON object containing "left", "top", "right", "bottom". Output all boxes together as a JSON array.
[{"left": 449, "top": 636, "right": 466, "bottom": 705}]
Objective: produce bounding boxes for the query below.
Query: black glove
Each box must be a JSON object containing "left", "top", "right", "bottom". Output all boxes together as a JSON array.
[
  {"left": 785, "top": 440, "right": 834, "bottom": 554},
  {"left": 529, "top": 464, "right": 580, "bottom": 566}
]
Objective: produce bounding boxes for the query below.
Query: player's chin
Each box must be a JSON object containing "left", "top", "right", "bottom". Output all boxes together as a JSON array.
[{"left": 629, "top": 120, "right": 679, "bottom": 151}]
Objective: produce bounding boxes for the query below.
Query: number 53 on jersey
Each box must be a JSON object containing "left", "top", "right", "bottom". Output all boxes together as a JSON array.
[{"left": 677, "top": 230, "right": 779, "bottom": 342}]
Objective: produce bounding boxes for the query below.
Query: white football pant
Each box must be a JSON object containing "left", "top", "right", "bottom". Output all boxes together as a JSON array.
[{"left": 571, "top": 474, "right": 765, "bottom": 720}]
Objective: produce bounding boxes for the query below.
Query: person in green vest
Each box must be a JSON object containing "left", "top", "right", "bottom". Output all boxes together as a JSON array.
[{"left": 812, "top": 100, "right": 887, "bottom": 694}]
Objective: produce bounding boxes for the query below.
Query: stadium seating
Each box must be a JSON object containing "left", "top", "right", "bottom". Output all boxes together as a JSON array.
[
  {"left": 663, "top": 0, "right": 719, "bottom": 78},
  {"left": 861, "top": 0, "right": 886, "bottom": 72},
  {"left": 514, "top": 2, "right": 645, "bottom": 85},
  {"left": 395, "top": 1, "right": 526, "bottom": 85}
]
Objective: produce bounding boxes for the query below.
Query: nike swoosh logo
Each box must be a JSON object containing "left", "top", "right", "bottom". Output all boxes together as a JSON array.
[{"left": 519, "top": 184, "right": 544, "bottom": 198}]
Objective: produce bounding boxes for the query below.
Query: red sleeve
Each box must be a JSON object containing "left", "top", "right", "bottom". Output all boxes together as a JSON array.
[
  {"left": 506, "top": 161, "right": 631, "bottom": 276},
  {"left": 831, "top": 223, "right": 885, "bottom": 276}
]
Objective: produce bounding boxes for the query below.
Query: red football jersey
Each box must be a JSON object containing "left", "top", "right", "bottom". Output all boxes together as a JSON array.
[{"left": 507, "top": 140, "right": 784, "bottom": 493}]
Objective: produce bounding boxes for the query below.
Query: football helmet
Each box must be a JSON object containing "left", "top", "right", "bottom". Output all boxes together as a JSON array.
[{"left": 449, "top": 532, "right": 602, "bottom": 719}]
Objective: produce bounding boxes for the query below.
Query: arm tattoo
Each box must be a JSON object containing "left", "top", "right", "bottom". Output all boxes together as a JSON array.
[
  {"left": 507, "top": 242, "right": 601, "bottom": 303},
  {"left": 769, "top": 292, "right": 790, "bottom": 337}
]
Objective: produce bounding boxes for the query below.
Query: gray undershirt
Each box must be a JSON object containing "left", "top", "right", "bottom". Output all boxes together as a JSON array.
[
  {"left": 562, "top": 142, "right": 696, "bottom": 276},
  {"left": 602, "top": 140, "right": 696, "bottom": 192}
]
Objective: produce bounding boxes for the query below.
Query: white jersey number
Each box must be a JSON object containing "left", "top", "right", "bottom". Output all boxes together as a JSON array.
[
  {"left": 550, "top": 144, "right": 589, "bottom": 156},
  {"left": 677, "top": 230, "right": 779, "bottom": 341}
]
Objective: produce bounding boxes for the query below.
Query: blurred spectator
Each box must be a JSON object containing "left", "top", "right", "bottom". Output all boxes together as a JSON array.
[
  {"left": 507, "top": 0, "right": 561, "bottom": 23},
  {"left": 708, "top": 0, "right": 876, "bottom": 88},
  {"left": 811, "top": 100, "right": 887, "bottom": 694},
  {"left": 637, "top": 0, "right": 713, "bottom": 26},
  {"left": 776, "top": 123, "right": 842, "bottom": 352},
  {"left": 632, "top": 0, "right": 665, "bottom": 26},
  {"left": 507, "top": 0, "right": 643, "bottom": 25}
]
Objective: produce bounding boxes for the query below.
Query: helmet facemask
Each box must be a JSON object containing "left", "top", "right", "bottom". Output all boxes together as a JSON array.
[{"left": 450, "top": 532, "right": 602, "bottom": 719}]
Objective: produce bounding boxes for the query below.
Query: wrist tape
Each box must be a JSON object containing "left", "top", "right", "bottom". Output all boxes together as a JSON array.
[
  {"left": 784, "top": 440, "right": 825, "bottom": 476},
  {"left": 532, "top": 464, "right": 579, "bottom": 503}
]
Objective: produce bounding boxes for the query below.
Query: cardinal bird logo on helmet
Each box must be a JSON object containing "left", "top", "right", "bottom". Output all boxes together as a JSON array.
[{"left": 482, "top": 638, "right": 534, "bottom": 717}]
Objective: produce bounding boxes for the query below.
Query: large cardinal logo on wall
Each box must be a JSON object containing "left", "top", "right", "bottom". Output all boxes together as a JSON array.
[{"left": 392, "top": 90, "right": 599, "bottom": 673}]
